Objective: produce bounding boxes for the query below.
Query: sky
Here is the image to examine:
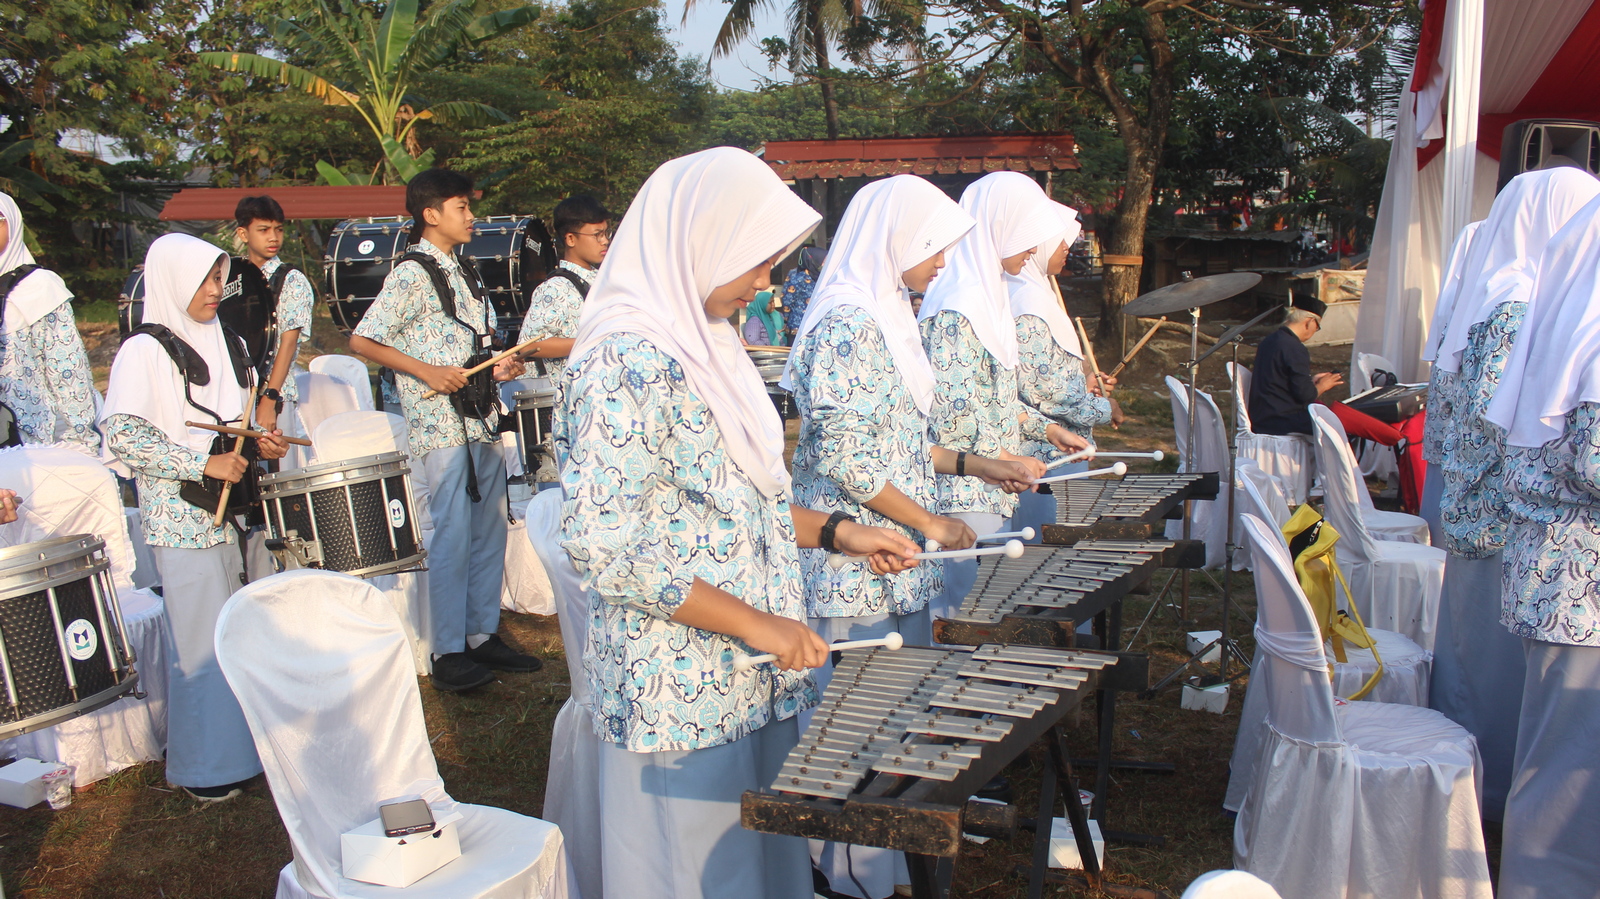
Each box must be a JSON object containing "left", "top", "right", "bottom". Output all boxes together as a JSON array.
[{"left": 667, "top": 1, "right": 791, "bottom": 92}]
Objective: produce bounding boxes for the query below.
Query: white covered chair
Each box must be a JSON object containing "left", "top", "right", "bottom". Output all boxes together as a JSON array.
[
  {"left": 1310, "top": 407, "right": 1443, "bottom": 649},
  {"left": 216, "top": 570, "right": 571, "bottom": 899},
  {"left": 294, "top": 372, "right": 365, "bottom": 462},
  {"left": 1227, "top": 362, "right": 1315, "bottom": 506},
  {"left": 502, "top": 501, "right": 556, "bottom": 616},
  {"left": 1164, "top": 377, "right": 1228, "bottom": 569},
  {"left": 1183, "top": 870, "right": 1282, "bottom": 899},
  {"left": 525, "top": 488, "right": 602, "bottom": 899},
  {"left": 309, "top": 355, "right": 376, "bottom": 412},
  {"left": 0, "top": 445, "right": 169, "bottom": 786},
  {"left": 1312, "top": 404, "right": 1430, "bottom": 545},
  {"left": 1232, "top": 460, "right": 1291, "bottom": 573},
  {"left": 1351, "top": 352, "right": 1405, "bottom": 483},
  {"left": 1229, "top": 516, "right": 1491, "bottom": 899},
  {"left": 311, "top": 412, "right": 433, "bottom": 674}
]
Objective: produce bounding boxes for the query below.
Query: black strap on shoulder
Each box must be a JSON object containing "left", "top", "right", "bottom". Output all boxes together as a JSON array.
[
  {"left": 543, "top": 267, "right": 590, "bottom": 299},
  {"left": 125, "top": 323, "right": 252, "bottom": 424},
  {"left": 399, "top": 250, "right": 491, "bottom": 341},
  {"left": 0, "top": 264, "right": 41, "bottom": 326}
]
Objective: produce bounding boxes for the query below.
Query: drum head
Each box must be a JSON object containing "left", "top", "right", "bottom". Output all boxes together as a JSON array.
[{"left": 325, "top": 220, "right": 412, "bottom": 332}]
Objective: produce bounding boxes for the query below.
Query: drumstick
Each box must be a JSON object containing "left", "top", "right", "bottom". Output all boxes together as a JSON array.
[
  {"left": 744, "top": 345, "right": 791, "bottom": 353},
  {"left": 734, "top": 632, "right": 903, "bottom": 673},
  {"left": 213, "top": 381, "right": 259, "bottom": 527},
  {"left": 187, "top": 421, "right": 314, "bottom": 447},
  {"left": 1046, "top": 449, "right": 1164, "bottom": 471},
  {"left": 976, "top": 528, "right": 1035, "bottom": 542},
  {"left": 419, "top": 337, "right": 540, "bottom": 399},
  {"left": 1032, "top": 462, "right": 1127, "bottom": 486},
  {"left": 1050, "top": 275, "right": 1107, "bottom": 394},
  {"left": 827, "top": 537, "right": 1026, "bottom": 570},
  {"left": 1107, "top": 317, "right": 1166, "bottom": 379}
]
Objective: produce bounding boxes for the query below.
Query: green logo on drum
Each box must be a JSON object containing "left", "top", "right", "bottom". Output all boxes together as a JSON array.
[
  {"left": 387, "top": 498, "right": 406, "bottom": 529},
  {"left": 65, "top": 619, "right": 98, "bottom": 661}
]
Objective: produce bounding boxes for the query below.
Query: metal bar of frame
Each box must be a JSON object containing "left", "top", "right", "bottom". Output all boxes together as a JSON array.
[
  {"left": 0, "top": 614, "right": 19, "bottom": 711},
  {"left": 378, "top": 476, "right": 400, "bottom": 556},
  {"left": 45, "top": 585, "right": 80, "bottom": 700},
  {"left": 342, "top": 482, "right": 363, "bottom": 568}
]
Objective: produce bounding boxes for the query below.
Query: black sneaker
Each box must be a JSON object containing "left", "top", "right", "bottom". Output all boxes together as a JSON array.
[
  {"left": 430, "top": 652, "right": 496, "bottom": 692},
  {"left": 183, "top": 780, "right": 248, "bottom": 803},
  {"left": 466, "top": 634, "right": 543, "bottom": 673}
]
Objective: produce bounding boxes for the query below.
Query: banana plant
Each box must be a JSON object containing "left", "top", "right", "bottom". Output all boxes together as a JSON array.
[{"left": 202, "top": 0, "right": 538, "bottom": 182}]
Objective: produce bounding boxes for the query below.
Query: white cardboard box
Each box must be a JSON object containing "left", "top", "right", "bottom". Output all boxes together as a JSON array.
[
  {"left": 1048, "top": 817, "right": 1105, "bottom": 869},
  {"left": 1181, "top": 681, "right": 1230, "bottom": 714},
  {"left": 1185, "top": 630, "right": 1222, "bottom": 663},
  {"left": 0, "top": 759, "right": 59, "bottom": 809},
  {"left": 341, "top": 816, "right": 462, "bottom": 888}
]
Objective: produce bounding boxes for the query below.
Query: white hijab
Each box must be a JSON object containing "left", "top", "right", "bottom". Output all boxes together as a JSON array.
[
  {"left": 1486, "top": 193, "right": 1600, "bottom": 448},
  {"left": 1420, "top": 220, "right": 1483, "bottom": 363},
  {"left": 102, "top": 233, "right": 243, "bottom": 453},
  {"left": 1006, "top": 200, "right": 1084, "bottom": 358},
  {"left": 782, "top": 175, "right": 975, "bottom": 414},
  {"left": 569, "top": 147, "right": 820, "bottom": 498},
  {"left": 0, "top": 192, "right": 74, "bottom": 332},
  {"left": 917, "top": 172, "right": 1062, "bottom": 370},
  {"left": 1432, "top": 166, "right": 1600, "bottom": 374}
]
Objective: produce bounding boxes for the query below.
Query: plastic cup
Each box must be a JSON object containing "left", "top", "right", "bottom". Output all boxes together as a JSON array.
[{"left": 41, "top": 764, "right": 74, "bottom": 809}]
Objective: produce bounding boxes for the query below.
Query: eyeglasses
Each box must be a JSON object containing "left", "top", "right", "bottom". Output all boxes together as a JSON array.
[{"left": 572, "top": 229, "right": 612, "bottom": 242}]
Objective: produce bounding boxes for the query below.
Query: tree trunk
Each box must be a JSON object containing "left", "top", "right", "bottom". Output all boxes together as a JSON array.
[
  {"left": 1097, "top": 138, "right": 1157, "bottom": 350},
  {"left": 811, "top": 17, "right": 839, "bottom": 244}
]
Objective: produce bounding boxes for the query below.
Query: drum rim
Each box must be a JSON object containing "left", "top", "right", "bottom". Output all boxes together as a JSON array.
[
  {"left": 0, "top": 534, "right": 104, "bottom": 575},
  {"left": 330, "top": 552, "right": 429, "bottom": 580},
  {"left": 0, "top": 672, "right": 141, "bottom": 742},
  {"left": 259, "top": 452, "right": 410, "bottom": 490}
]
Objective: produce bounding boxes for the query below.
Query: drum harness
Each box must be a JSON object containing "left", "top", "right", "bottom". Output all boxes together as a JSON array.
[
  {"left": 0, "top": 263, "right": 41, "bottom": 448},
  {"left": 399, "top": 250, "right": 499, "bottom": 504}
]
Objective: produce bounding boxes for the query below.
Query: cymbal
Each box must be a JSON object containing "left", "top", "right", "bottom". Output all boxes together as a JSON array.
[{"left": 1121, "top": 272, "right": 1263, "bottom": 318}]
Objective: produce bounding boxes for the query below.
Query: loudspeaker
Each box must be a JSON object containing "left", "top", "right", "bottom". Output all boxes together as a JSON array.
[{"left": 1498, "top": 119, "right": 1600, "bottom": 192}]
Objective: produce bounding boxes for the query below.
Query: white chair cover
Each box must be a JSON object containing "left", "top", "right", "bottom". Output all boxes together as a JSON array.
[
  {"left": 1163, "top": 377, "right": 1228, "bottom": 570},
  {"left": 1228, "top": 363, "right": 1315, "bottom": 506},
  {"left": 1231, "top": 461, "right": 1290, "bottom": 572},
  {"left": 1310, "top": 407, "right": 1443, "bottom": 649},
  {"left": 310, "top": 412, "right": 434, "bottom": 674},
  {"left": 1311, "top": 405, "right": 1430, "bottom": 545},
  {"left": 309, "top": 355, "right": 376, "bottom": 412},
  {"left": 502, "top": 501, "right": 555, "bottom": 616},
  {"left": 1182, "top": 870, "right": 1282, "bottom": 899},
  {"left": 294, "top": 372, "right": 364, "bottom": 462},
  {"left": 1230, "top": 516, "right": 1491, "bottom": 899},
  {"left": 0, "top": 445, "right": 169, "bottom": 785},
  {"left": 1351, "top": 352, "right": 1403, "bottom": 483},
  {"left": 525, "top": 488, "right": 603, "bottom": 899},
  {"left": 216, "top": 570, "right": 570, "bottom": 899}
]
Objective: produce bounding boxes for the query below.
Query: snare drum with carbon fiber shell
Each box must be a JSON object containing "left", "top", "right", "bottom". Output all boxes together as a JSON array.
[{"left": 259, "top": 453, "right": 425, "bottom": 578}]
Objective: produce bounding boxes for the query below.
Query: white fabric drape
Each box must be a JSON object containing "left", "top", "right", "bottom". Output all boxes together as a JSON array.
[
  {"left": 1486, "top": 194, "right": 1600, "bottom": 447},
  {"left": 1005, "top": 201, "right": 1084, "bottom": 358},
  {"left": 782, "top": 174, "right": 974, "bottom": 414},
  {"left": 0, "top": 192, "right": 73, "bottom": 330},
  {"left": 570, "top": 147, "right": 819, "bottom": 499},
  {"left": 102, "top": 234, "right": 242, "bottom": 450},
  {"left": 917, "top": 171, "right": 1061, "bottom": 370}
]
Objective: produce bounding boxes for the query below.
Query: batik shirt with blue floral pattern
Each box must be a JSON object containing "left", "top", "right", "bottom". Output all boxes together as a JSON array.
[
  {"left": 106, "top": 414, "right": 236, "bottom": 549},
  {"left": 517, "top": 260, "right": 596, "bottom": 385},
  {"left": 1440, "top": 303, "right": 1523, "bottom": 558},
  {"left": 0, "top": 297, "right": 101, "bottom": 454},
  {"left": 259, "top": 257, "right": 315, "bottom": 406},
  {"left": 791, "top": 305, "right": 942, "bottom": 619},
  {"left": 351, "top": 238, "right": 498, "bottom": 458},
  {"left": 1501, "top": 402, "right": 1600, "bottom": 646},
  {"left": 1422, "top": 350, "right": 1459, "bottom": 466},
  {"left": 556, "top": 333, "right": 817, "bottom": 752},
  {"left": 922, "top": 310, "right": 1022, "bottom": 517},
  {"left": 1014, "top": 314, "right": 1111, "bottom": 463}
]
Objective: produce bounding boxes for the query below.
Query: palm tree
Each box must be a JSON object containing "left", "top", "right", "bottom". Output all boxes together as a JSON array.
[{"left": 201, "top": 0, "right": 538, "bottom": 183}]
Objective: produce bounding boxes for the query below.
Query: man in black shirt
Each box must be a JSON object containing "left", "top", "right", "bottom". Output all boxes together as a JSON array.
[{"left": 1248, "top": 295, "right": 1342, "bottom": 435}]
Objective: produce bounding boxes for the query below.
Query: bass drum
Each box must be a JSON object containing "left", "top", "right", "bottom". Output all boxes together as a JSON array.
[
  {"left": 323, "top": 218, "right": 412, "bottom": 333},
  {"left": 119, "top": 258, "right": 275, "bottom": 373},
  {"left": 460, "top": 216, "right": 556, "bottom": 339}
]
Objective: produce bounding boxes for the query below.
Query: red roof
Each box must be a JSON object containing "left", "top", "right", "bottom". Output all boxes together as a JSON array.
[
  {"left": 761, "top": 134, "right": 1078, "bottom": 180},
  {"left": 159, "top": 186, "right": 409, "bottom": 221}
]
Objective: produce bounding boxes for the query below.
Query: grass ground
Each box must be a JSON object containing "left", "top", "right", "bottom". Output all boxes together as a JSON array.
[{"left": 7, "top": 283, "right": 1378, "bottom": 897}]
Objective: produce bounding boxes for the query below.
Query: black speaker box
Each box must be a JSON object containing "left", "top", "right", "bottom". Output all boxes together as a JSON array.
[{"left": 1498, "top": 118, "right": 1600, "bottom": 192}]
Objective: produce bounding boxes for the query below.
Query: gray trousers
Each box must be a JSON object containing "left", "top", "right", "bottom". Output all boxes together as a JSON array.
[
  {"left": 154, "top": 542, "right": 263, "bottom": 788},
  {"left": 421, "top": 441, "right": 507, "bottom": 654},
  {"left": 1499, "top": 639, "right": 1600, "bottom": 898}
]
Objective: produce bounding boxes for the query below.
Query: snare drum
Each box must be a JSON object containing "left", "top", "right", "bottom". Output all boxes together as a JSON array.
[
  {"left": 748, "top": 351, "right": 796, "bottom": 420},
  {"left": 0, "top": 535, "right": 139, "bottom": 742},
  {"left": 259, "top": 453, "right": 425, "bottom": 578},
  {"left": 513, "top": 381, "right": 558, "bottom": 476}
]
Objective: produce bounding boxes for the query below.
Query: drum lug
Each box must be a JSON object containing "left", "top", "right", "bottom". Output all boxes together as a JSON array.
[{"left": 267, "top": 532, "right": 324, "bottom": 570}]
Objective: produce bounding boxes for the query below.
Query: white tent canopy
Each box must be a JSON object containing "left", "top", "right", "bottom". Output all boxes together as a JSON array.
[{"left": 1353, "top": 0, "right": 1600, "bottom": 382}]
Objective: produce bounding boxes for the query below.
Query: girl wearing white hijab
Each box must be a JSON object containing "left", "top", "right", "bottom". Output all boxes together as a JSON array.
[
  {"left": 103, "top": 232, "right": 287, "bottom": 803},
  {"left": 917, "top": 171, "right": 1085, "bottom": 620},
  {"left": 783, "top": 175, "right": 1035, "bottom": 899},
  {"left": 1419, "top": 218, "right": 1483, "bottom": 543},
  {"left": 1425, "top": 166, "right": 1600, "bottom": 822},
  {"left": 556, "top": 148, "right": 919, "bottom": 899},
  {"left": 0, "top": 192, "right": 101, "bottom": 454},
  {"left": 1479, "top": 191, "right": 1600, "bottom": 899}
]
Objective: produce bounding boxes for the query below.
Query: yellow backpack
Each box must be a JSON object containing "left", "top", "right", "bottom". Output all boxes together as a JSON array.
[{"left": 1280, "top": 504, "right": 1383, "bottom": 700}]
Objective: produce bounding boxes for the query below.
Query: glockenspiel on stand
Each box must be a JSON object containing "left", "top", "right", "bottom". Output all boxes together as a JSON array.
[
  {"left": 741, "top": 643, "right": 1120, "bottom": 899},
  {"left": 1042, "top": 472, "right": 1219, "bottom": 545}
]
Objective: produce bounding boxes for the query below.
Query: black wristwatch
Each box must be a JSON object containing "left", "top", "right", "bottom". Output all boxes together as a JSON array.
[
  {"left": 259, "top": 387, "right": 284, "bottom": 414},
  {"left": 819, "top": 510, "right": 854, "bottom": 553},
  {"left": 956, "top": 451, "right": 968, "bottom": 476}
]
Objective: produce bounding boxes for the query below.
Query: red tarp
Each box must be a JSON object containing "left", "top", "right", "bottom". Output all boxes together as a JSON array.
[{"left": 159, "top": 186, "right": 408, "bottom": 221}]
